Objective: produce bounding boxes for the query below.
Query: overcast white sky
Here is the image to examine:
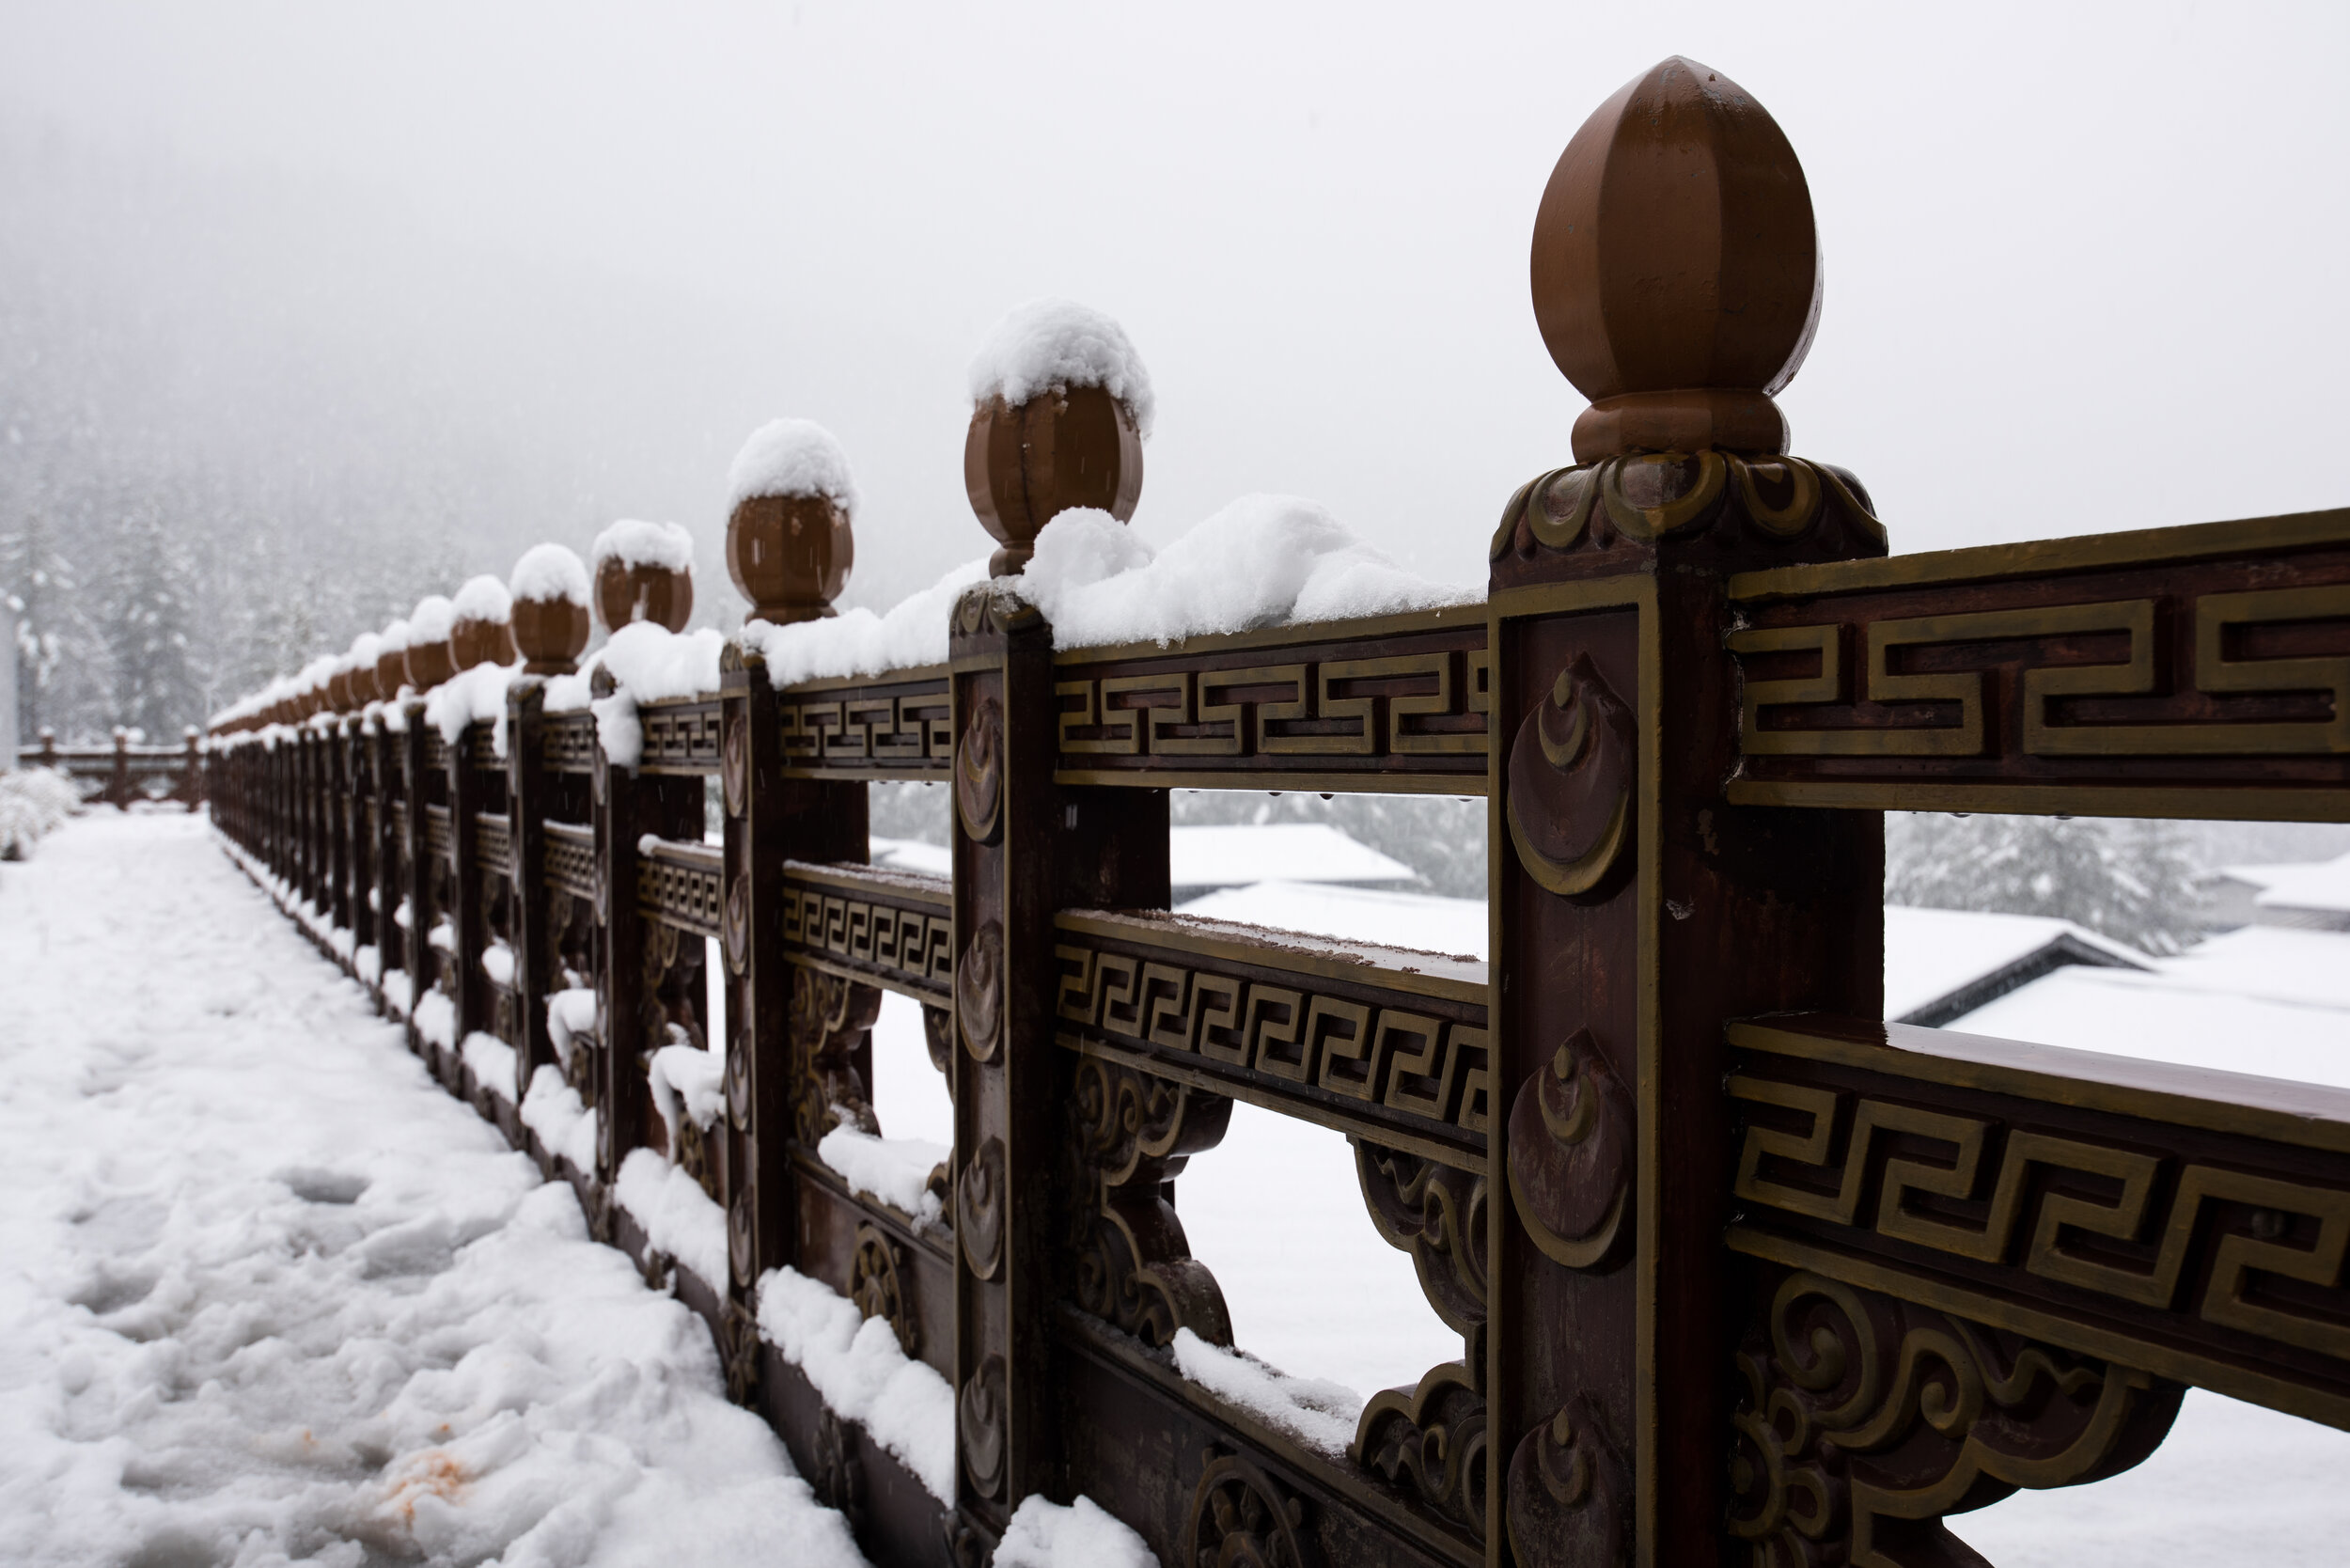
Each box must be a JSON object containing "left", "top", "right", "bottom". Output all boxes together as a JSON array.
[{"left": 5, "top": 0, "right": 2344, "bottom": 616}]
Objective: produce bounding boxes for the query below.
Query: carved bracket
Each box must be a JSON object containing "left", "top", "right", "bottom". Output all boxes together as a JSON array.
[
  {"left": 1728, "top": 1268, "right": 2184, "bottom": 1567},
  {"left": 1072, "top": 1056, "right": 1235, "bottom": 1348},
  {"left": 789, "top": 964, "right": 881, "bottom": 1145}
]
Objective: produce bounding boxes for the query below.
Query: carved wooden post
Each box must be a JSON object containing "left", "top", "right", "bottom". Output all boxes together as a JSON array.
[
  {"left": 509, "top": 548, "right": 589, "bottom": 1114},
  {"left": 399, "top": 696, "right": 431, "bottom": 1045},
  {"left": 588, "top": 547, "right": 697, "bottom": 1231},
  {"left": 448, "top": 713, "right": 488, "bottom": 1060},
  {"left": 108, "top": 728, "right": 131, "bottom": 810},
  {"left": 1485, "top": 60, "right": 1886, "bottom": 1567},
  {"left": 720, "top": 432, "right": 867, "bottom": 1403},
  {"left": 507, "top": 680, "right": 554, "bottom": 1090},
  {"left": 948, "top": 364, "right": 1163, "bottom": 1544}
]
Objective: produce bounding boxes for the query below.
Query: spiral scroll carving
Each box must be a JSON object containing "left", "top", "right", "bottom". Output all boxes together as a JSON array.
[
  {"left": 850, "top": 1221, "right": 918, "bottom": 1357},
  {"left": 1728, "top": 1269, "right": 2184, "bottom": 1567},
  {"left": 789, "top": 965, "right": 881, "bottom": 1146},
  {"left": 1355, "top": 1141, "right": 1487, "bottom": 1337},
  {"left": 1353, "top": 1360, "right": 1488, "bottom": 1544},
  {"left": 1072, "top": 1058, "right": 1234, "bottom": 1348},
  {"left": 1182, "top": 1450, "right": 1318, "bottom": 1568}
]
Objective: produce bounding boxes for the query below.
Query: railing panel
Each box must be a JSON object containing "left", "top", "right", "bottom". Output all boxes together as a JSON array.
[
  {"left": 779, "top": 860, "right": 953, "bottom": 1010},
  {"left": 638, "top": 697, "right": 726, "bottom": 776},
  {"left": 1047, "top": 606, "right": 1491, "bottom": 794},
  {"left": 1728, "top": 508, "right": 2350, "bottom": 820},
  {"left": 1051, "top": 908, "right": 1489, "bottom": 1169},
  {"left": 636, "top": 836, "right": 725, "bottom": 939},
  {"left": 775, "top": 668, "right": 953, "bottom": 781},
  {"left": 1727, "top": 1014, "right": 2350, "bottom": 1428},
  {"left": 543, "top": 712, "right": 598, "bottom": 774}
]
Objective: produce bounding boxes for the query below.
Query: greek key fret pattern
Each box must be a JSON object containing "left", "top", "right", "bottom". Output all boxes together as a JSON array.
[
  {"left": 778, "top": 865, "right": 954, "bottom": 1004},
  {"left": 423, "top": 803, "right": 453, "bottom": 866},
  {"left": 1052, "top": 629, "right": 1491, "bottom": 787},
  {"left": 421, "top": 731, "right": 449, "bottom": 774},
  {"left": 1727, "top": 516, "right": 2350, "bottom": 815},
  {"left": 544, "top": 822, "right": 596, "bottom": 901},
  {"left": 637, "top": 843, "right": 724, "bottom": 939},
  {"left": 638, "top": 700, "right": 725, "bottom": 774},
  {"left": 1728, "top": 1017, "right": 2350, "bottom": 1421},
  {"left": 776, "top": 678, "right": 952, "bottom": 775},
  {"left": 542, "top": 713, "right": 598, "bottom": 773},
  {"left": 476, "top": 812, "right": 513, "bottom": 879},
  {"left": 1053, "top": 914, "right": 1489, "bottom": 1157}
]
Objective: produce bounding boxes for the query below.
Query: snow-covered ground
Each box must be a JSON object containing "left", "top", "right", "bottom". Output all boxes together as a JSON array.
[{"left": 0, "top": 814, "right": 866, "bottom": 1568}]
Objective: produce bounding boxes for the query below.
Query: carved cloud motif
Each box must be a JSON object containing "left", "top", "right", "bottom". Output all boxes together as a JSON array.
[{"left": 1507, "top": 1027, "right": 1633, "bottom": 1271}]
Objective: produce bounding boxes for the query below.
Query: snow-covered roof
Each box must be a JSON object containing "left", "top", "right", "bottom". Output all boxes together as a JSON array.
[
  {"left": 1168, "top": 823, "right": 1415, "bottom": 891},
  {"left": 1173, "top": 880, "right": 1485, "bottom": 961},
  {"left": 2250, "top": 851, "right": 2350, "bottom": 915},
  {"left": 1885, "top": 905, "right": 2150, "bottom": 1026}
]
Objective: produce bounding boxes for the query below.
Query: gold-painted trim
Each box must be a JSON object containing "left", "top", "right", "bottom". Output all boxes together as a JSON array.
[
  {"left": 1049, "top": 603, "right": 1487, "bottom": 668},
  {"left": 1055, "top": 908, "right": 1485, "bottom": 1005},
  {"left": 1051, "top": 767, "right": 1487, "bottom": 797},
  {"left": 1729, "top": 506, "right": 2350, "bottom": 604},
  {"left": 1725, "top": 778, "right": 2350, "bottom": 824},
  {"left": 1485, "top": 570, "right": 1662, "bottom": 1563},
  {"left": 780, "top": 858, "right": 953, "bottom": 907},
  {"left": 1730, "top": 1016, "right": 2350, "bottom": 1154},
  {"left": 1058, "top": 1032, "right": 1483, "bottom": 1174},
  {"left": 768, "top": 662, "right": 951, "bottom": 700},
  {"left": 1726, "top": 1226, "right": 2350, "bottom": 1435}
]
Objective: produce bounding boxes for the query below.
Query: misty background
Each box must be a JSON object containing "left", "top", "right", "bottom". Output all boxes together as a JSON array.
[{"left": 6, "top": 0, "right": 2348, "bottom": 915}]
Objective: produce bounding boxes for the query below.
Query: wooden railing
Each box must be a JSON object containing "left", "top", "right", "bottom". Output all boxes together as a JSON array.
[
  {"left": 198, "top": 56, "right": 2350, "bottom": 1568},
  {"left": 16, "top": 728, "right": 204, "bottom": 809}
]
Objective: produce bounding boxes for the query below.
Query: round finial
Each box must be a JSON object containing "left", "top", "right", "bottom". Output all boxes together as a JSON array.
[
  {"left": 725, "top": 419, "right": 856, "bottom": 626},
  {"left": 375, "top": 619, "right": 414, "bottom": 700},
  {"left": 964, "top": 301, "right": 1150, "bottom": 578},
  {"left": 403, "top": 595, "right": 459, "bottom": 693},
  {"left": 509, "top": 544, "right": 593, "bottom": 676},
  {"left": 450, "top": 574, "right": 517, "bottom": 670},
  {"left": 347, "top": 632, "right": 383, "bottom": 706},
  {"left": 590, "top": 520, "right": 695, "bottom": 635},
  {"left": 1531, "top": 57, "right": 1820, "bottom": 463}
]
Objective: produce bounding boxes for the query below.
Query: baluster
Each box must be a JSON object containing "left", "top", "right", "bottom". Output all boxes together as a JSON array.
[
  {"left": 948, "top": 371, "right": 1162, "bottom": 1538},
  {"left": 1484, "top": 60, "right": 1884, "bottom": 1565}
]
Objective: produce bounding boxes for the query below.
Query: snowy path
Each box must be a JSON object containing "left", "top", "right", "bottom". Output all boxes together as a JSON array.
[{"left": 0, "top": 814, "right": 865, "bottom": 1568}]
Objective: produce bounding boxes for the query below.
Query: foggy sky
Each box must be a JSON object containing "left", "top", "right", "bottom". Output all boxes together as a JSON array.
[{"left": 5, "top": 0, "right": 2345, "bottom": 621}]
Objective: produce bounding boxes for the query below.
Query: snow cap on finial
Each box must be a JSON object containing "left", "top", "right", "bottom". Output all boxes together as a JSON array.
[{"left": 964, "top": 300, "right": 1148, "bottom": 578}]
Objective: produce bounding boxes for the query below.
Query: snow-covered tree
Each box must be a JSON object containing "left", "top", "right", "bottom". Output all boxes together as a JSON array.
[{"left": 1886, "top": 812, "right": 2206, "bottom": 953}]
